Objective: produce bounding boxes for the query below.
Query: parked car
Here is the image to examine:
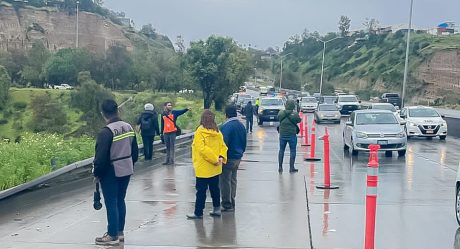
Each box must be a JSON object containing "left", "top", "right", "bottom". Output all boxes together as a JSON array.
[
  {"left": 53, "top": 84, "right": 73, "bottom": 90},
  {"left": 400, "top": 106, "right": 447, "bottom": 140},
  {"left": 315, "top": 104, "right": 341, "bottom": 124},
  {"left": 380, "top": 93, "right": 402, "bottom": 108},
  {"left": 343, "top": 110, "right": 407, "bottom": 157},
  {"left": 336, "top": 95, "right": 361, "bottom": 115},
  {"left": 300, "top": 97, "right": 318, "bottom": 112},
  {"left": 257, "top": 97, "right": 285, "bottom": 125}
]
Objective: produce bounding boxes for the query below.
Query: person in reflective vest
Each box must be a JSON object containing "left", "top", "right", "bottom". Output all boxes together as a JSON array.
[
  {"left": 93, "top": 99, "right": 139, "bottom": 246},
  {"left": 160, "top": 101, "right": 190, "bottom": 165}
]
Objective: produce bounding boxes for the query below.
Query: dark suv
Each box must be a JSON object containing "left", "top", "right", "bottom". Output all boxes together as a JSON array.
[{"left": 380, "top": 93, "right": 401, "bottom": 108}]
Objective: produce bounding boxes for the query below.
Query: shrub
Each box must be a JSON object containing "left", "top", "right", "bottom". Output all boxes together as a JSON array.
[{"left": 13, "top": 101, "right": 27, "bottom": 110}]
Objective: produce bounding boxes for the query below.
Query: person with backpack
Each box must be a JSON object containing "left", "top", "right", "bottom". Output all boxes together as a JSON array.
[
  {"left": 277, "top": 100, "right": 301, "bottom": 173},
  {"left": 137, "top": 103, "right": 160, "bottom": 161},
  {"left": 160, "top": 102, "right": 190, "bottom": 165},
  {"left": 93, "top": 99, "right": 139, "bottom": 246}
]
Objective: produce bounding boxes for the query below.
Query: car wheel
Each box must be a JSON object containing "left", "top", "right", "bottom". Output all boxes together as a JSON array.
[
  {"left": 258, "top": 119, "right": 263, "bottom": 126},
  {"left": 350, "top": 140, "right": 358, "bottom": 156},
  {"left": 440, "top": 135, "right": 447, "bottom": 140},
  {"left": 457, "top": 186, "right": 460, "bottom": 226},
  {"left": 385, "top": 151, "right": 393, "bottom": 157},
  {"left": 398, "top": 150, "right": 406, "bottom": 157}
]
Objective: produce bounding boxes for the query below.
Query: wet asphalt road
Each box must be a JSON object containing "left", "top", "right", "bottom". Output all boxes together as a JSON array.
[{"left": 1, "top": 113, "right": 460, "bottom": 248}]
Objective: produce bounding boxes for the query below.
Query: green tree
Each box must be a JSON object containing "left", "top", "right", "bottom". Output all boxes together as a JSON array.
[
  {"left": 338, "top": 16, "right": 351, "bottom": 37},
  {"left": 22, "top": 41, "right": 50, "bottom": 87},
  {"left": 104, "top": 45, "right": 133, "bottom": 90},
  {"left": 44, "top": 48, "right": 91, "bottom": 86},
  {"left": 186, "top": 36, "right": 251, "bottom": 109},
  {"left": 71, "top": 76, "right": 114, "bottom": 136},
  {"left": 28, "top": 93, "right": 68, "bottom": 133},
  {"left": 0, "top": 66, "right": 10, "bottom": 110}
]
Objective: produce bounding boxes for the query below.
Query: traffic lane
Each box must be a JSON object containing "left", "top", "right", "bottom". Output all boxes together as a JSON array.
[{"left": 306, "top": 120, "right": 460, "bottom": 249}]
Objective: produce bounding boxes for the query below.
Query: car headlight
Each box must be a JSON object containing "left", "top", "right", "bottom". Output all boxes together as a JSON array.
[
  {"left": 408, "top": 121, "right": 418, "bottom": 127},
  {"left": 258, "top": 107, "right": 264, "bottom": 114},
  {"left": 356, "top": 131, "right": 368, "bottom": 138},
  {"left": 320, "top": 114, "right": 325, "bottom": 118},
  {"left": 441, "top": 121, "right": 447, "bottom": 127},
  {"left": 397, "top": 131, "right": 406, "bottom": 138}
]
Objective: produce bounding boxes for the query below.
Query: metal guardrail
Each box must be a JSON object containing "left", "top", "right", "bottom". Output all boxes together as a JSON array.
[{"left": 0, "top": 132, "right": 194, "bottom": 200}]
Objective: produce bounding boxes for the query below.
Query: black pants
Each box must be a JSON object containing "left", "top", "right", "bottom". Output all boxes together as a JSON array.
[
  {"left": 100, "top": 174, "right": 131, "bottom": 237},
  {"left": 194, "top": 175, "right": 220, "bottom": 216},
  {"left": 246, "top": 118, "right": 253, "bottom": 133},
  {"left": 142, "top": 135, "right": 154, "bottom": 160}
]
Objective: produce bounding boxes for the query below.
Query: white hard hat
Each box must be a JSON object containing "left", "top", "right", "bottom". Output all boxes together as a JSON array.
[{"left": 144, "top": 103, "right": 154, "bottom": 111}]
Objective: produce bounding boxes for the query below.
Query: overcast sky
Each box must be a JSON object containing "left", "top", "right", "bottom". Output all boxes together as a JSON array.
[{"left": 104, "top": 0, "right": 460, "bottom": 49}]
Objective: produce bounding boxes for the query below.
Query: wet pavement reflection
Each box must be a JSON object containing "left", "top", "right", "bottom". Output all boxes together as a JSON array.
[{"left": 0, "top": 113, "right": 460, "bottom": 248}]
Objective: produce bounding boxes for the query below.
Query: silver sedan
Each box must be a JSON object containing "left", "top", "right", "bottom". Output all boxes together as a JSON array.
[
  {"left": 343, "top": 110, "right": 407, "bottom": 157},
  {"left": 314, "top": 104, "right": 341, "bottom": 124}
]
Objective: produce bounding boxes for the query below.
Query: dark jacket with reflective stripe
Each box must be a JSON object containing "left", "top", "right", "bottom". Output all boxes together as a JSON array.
[{"left": 93, "top": 118, "right": 139, "bottom": 178}]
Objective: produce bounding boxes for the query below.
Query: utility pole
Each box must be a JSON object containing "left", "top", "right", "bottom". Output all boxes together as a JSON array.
[
  {"left": 76, "top": 0, "right": 80, "bottom": 48},
  {"left": 279, "top": 53, "right": 292, "bottom": 89},
  {"left": 402, "top": 0, "right": 414, "bottom": 108}
]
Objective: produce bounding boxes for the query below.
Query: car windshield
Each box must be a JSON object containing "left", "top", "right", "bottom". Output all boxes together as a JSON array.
[
  {"left": 372, "top": 105, "right": 396, "bottom": 112},
  {"left": 261, "top": 99, "right": 284, "bottom": 106},
  {"left": 302, "top": 97, "right": 316, "bottom": 103},
  {"left": 409, "top": 108, "right": 440, "bottom": 117},
  {"left": 318, "top": 105, "right": 337, "bottom": 111},
  {"left": 322, "top": 97, "right": 336, "bottom": 103},
  {"left": 356, "top": 113, "right": 398, "bottom": 125},
  {"left": 339, "top": 96, "right": 358, "bottom": 102}
]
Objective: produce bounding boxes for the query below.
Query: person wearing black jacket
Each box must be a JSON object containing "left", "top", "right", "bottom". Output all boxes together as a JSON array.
[
  {"left": 93, "top": 99, "right": 139, "bottom": 246},
  {"left": 244, "top": 101, "right": 254, "bottom": 133},
  {"left": 137, "top": 103, "right": 160, "bottom": 161}
]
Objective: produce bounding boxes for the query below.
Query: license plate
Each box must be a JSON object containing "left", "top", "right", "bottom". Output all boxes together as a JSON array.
[
  {"left": 377, "top": 140, "right": 388, "bottom": 145},
  {"left": 426, "top": 130, "right": 434, "bottom": 134},
  {"left": 270, "top": 117, "right": 275, "bottom": 120}
]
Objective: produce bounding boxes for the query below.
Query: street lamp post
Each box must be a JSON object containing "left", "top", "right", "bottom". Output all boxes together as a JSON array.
[
  {"left": 317, "top": 37, "right": 342, "bottom": 95},
  {"left": 401, "top": 0, "right": 414, "bottom": 108},
  {"left": 76, "top": 0, "right": 80, "bottom": 48},
  {"left": 279, "top": 52, "right": 292, "bottom": 89}
]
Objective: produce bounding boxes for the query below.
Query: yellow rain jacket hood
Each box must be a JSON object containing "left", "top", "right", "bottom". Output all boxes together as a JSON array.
[{"left": 192, "top": 126, "right": 228, "bottom": 178}]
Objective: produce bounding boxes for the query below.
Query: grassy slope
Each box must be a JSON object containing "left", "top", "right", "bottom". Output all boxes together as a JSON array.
[{"left": 292, "top": 33, "right": 460, "bottom": 98}]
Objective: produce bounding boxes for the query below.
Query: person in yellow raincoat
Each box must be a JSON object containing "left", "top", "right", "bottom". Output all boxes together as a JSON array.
[{"left": 187, "top": 110, "right": 228, "bottom": 219}]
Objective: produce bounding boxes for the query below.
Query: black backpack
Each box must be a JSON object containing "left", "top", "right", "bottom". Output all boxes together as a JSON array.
[{"left": 141, "top": 115, "right": 152, "bottom": 131}]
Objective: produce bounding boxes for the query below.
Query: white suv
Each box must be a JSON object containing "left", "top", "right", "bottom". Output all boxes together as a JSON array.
[{"left": 400, "top": 106, "right": 447, "bottom": 140}]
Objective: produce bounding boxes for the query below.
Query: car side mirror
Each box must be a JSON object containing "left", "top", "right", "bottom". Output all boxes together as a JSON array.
[
  {"left": 441, "top": 114, "right": 446, "bottom": 119},
  {"left": 358, "top": 100, "right": 362, "bottom": 103},
  {"left": 345, "top": 121, "right": 353, "bottom": 126},
  {"left": 400, "top": 114, "right": 406, "bottom": 119},
  {"left": 399, "top": 120, "right": 407, "bottom": 126}
]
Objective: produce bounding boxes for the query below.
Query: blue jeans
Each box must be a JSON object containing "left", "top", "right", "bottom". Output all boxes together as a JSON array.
[
  {"left": 278, "top": 135, "right": 297, "bottom": 169},
  {"left": 100, "top": 173, "right": 131, "bottom": 237}
]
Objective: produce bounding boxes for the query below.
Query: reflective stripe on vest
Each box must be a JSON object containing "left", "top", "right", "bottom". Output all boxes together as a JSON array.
[
  {"left": 163, "top": 114, "right": 177, "bottom": 133},
  {"left": 106, "top": 121, "right": 134, "bottom": 177}
]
